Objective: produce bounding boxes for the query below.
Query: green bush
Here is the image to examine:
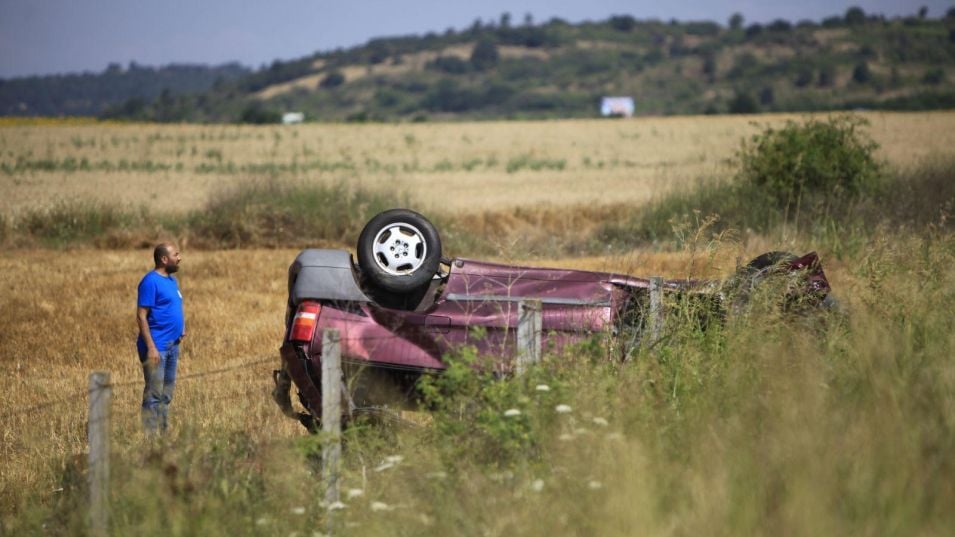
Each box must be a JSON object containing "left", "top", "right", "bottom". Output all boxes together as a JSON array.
[
  {"left": 238, "top": 102, "right": 281, "bottom": 124},
  {"left": 736, "top": 115, "right": 882, "bottom": 207},
  {"left": 18, "top": 200, "right": 138, "bottom": 246},
  {"left": 319, "top": 71, "right": 345, "bottom": 88}
]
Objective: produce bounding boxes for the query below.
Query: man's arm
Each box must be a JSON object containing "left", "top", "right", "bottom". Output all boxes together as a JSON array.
[{"left": 137, "top": 306, "right": 160, "bottom": 366}]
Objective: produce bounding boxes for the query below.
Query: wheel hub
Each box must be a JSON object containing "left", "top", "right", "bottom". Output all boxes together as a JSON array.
[{"left": 372, "top": 223, "right": 427, "bottom": 276}]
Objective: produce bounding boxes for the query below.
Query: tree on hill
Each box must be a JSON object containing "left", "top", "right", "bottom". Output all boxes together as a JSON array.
[
  {"left": 818, "top": 65, "right": 835, "bottom": 87},
  {"left": 853, "top": 62, "right": 872, "bottom": 84},
  {"left": 845, "top": 7, "right": 866, "bottom": 26},
  {"left": 610, "top": 15, "right": 636, "bottom": 32},
  {"left": 239, "top": 101, "right": 280, "bottom": 124},
  {"left": 729, "top": 92, "right": 759, "bottom": 114},
  {"left": 320, "top": 71, "right": 345, "bottom": 88},
  {"left": 470, "top": 38, "right": 499, "bottom": 70},
  {"left": 729, "top": 13, "right": 744, "bottom": 31},
  {"left": 499, "top": 12, "right": 511, "bottom": 30}
]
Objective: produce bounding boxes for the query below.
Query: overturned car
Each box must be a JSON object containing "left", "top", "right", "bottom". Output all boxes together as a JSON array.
[{"left": 273, "top": 209, "right": 831, "bottom": 428}]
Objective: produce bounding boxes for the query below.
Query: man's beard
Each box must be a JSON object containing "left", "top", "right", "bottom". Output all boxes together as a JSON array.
[{"left": 165, "top": 263, "right": 179, "bottom": 273}]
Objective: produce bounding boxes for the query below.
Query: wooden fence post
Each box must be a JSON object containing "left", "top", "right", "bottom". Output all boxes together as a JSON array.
[
  {"left": 321, "top": 329, "right": 342, "bottom": 512},
  {"left": 517, "top": 299, "right": 542, "bottom": 375},
  {"left": 88, "top": 371, "right": 111, "bottom": 537},
  {"left": 648, "top": 277, "right": 665, "bottom": 346}
]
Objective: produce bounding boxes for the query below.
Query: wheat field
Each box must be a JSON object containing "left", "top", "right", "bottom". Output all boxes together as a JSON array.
[{"left": 2, "top": 112, "right": 954, "bottom": 217}]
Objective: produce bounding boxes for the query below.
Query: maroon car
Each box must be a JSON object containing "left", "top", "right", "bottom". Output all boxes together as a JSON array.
[{"left": 272, "top": 209, "right": 831, "bottom": 428}]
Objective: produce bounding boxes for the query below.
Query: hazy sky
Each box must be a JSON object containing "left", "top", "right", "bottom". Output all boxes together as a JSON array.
[{"left": 0, "top": 1, "right": 947, "bottom": 78}]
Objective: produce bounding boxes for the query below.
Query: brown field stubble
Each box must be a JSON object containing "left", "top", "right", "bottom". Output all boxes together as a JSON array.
[
  {"left": 0, "top": 249, "right": 301, "bottom": 512},
  {"left": 2, "top": 112, "right": 954, "bottom": 218}
]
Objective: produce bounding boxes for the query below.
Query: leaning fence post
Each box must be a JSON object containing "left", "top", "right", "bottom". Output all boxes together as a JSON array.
[
  {"left": 88, "top": 371, "right": 111, "bottom": 537},
  {"left": 517, "top": 299, "right": 542, "bottom": 374},
  {"left": 321, "top": 329, "right": 342, "bottom": 513},
  {"left": 648, "top": 277, "right": 665, "bottom": 346}
]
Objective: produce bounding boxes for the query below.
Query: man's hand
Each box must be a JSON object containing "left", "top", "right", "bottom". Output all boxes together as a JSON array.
[{"left": 147, "top": 347, "right": 160, "bottom": 367}]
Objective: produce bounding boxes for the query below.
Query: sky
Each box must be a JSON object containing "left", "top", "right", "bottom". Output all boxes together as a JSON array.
[{"left": 0, "top": 1, "right": 948, "bottom": 78}]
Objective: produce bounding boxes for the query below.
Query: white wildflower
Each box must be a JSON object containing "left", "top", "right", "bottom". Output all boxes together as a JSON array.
[
  {"left": 374, "top": 462, "right": 395, "bottom": 472},
  {"left": 555, "top": 404, "right": 572, "bottom": 414},
  {"left": 535, "top": 384, "right": 551, "bottom": 392},
  {"left": 504, "top": 408, "right": 521, "bottom": 417},
  {"left": 290, "top": 506, "right": 306, "bottom": 515},
  {"left": 326, "top": 501, "right": 347, "bottom": 511},
  {"left": 592, "top": 417, "right": 609, "bottom": 427},
  {"left": 255, "top": 517, "right": 271, "bottom": 526},
  {"left": 346, "top": 488, "right": 364, "bottom": 499},
  {"left": 370, "top": 501, "right": 393, "bottom": 512},
  {"left": 530, "top": 479, "right": 545, "bottom": 492},
  {"left": 489, "top": 470, "right": 514, "bottom": 482},
  {"left": 384, "top": 455, "right": 404, "bottom": 464},
  {"left": 588, "top": 480, "right": 603, "bottom": 490}
]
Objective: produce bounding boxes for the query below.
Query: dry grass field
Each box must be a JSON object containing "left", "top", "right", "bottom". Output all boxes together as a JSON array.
[
  {"left": 2, "top": 112, "right": 954, "bottom": 217},
  {"left": 1, "top": 113, "right": 953, "bottom": 533},
  {"left": 0, "top": 242, "right": 845, "bottom": 521},
  {"left": 0, "top": 250, "right": 302, "bottom": 509}
]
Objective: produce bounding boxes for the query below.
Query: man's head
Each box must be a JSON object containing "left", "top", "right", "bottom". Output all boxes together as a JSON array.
[{"left": 153, "top": 242, "right": 181, "bottom": 274}]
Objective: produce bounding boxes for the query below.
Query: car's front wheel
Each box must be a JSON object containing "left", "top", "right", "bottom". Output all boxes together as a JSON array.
[{"left": 356, "top": 209, "right": 442, "bottom": 294}]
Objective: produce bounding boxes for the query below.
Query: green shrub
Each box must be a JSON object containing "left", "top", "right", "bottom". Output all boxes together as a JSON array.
[
  {"left": 736, "top": 115, "right": 882, "bottom": 207},
  {"left": 728, "top": 92, "right": 759, "bottom": 114},
  {"left": 238, "top": 102, "right": 281, "bottom": 124},
  {"left": 19, "top": 200, "right": 136, "bottom": 246},
  {"left": 319, "top": 71, "right": 345, "bottom": 88}
]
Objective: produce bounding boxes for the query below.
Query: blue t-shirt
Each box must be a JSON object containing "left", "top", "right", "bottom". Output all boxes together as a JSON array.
[{"left": 137, "top": 271, "right": 184, "bottom": 353}]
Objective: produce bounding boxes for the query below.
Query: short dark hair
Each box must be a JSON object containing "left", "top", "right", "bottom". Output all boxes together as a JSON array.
[{"left": 153, "top": 243, "right": 170, "bottom": 266}]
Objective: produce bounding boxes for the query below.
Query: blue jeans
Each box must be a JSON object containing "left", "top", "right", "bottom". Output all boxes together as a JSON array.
[{"left": 139, "top": 344, "right": 179, "bottom": 435}]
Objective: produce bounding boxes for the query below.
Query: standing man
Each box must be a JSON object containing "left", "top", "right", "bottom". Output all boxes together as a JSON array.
[{"left": 136, "top": 242, "right": 185, "bottom": 436}]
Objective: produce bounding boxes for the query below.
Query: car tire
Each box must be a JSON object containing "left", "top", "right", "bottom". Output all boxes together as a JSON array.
[{"left": 357, "top": 209, "right": 442, "bottom": 294}]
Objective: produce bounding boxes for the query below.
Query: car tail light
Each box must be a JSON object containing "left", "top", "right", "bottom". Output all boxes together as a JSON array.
[{"left": 289, "top": 302, "right": 321, "bottom": 343}]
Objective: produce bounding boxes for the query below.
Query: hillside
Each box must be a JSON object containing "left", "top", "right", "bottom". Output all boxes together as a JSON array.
[
  {"left": 0, "top": 62, "right": 250, "bottom": 117},
  {"left": 102, "top": 9, "right": 955, "bottom": 122},
  {"left": 6, "top": 8, "right": 955, "bottom": 122}
]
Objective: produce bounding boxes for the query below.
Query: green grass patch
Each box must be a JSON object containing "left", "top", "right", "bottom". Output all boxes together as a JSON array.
[{"left": 16, "top": 200, "right": 146, "bottom": 247}]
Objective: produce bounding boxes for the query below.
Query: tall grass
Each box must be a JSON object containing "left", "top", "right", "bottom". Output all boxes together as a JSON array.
[
  {"left": 6, "top": 230, "right": 952, "bottom": 535},
  {"left": 16, "top": 200, "right": 145, "bottom": 248},
  {"left": 184, "top": 180, "right": 405, "bottom": 248},
  {"left": 4, "top": 157, "right": 952, "bottom": 258},
  {"left": 3, "top": 181, "right": 405, "bottom": 250},
  {"left": 598, "top": 157, "right": 955, "bottom": 251}
]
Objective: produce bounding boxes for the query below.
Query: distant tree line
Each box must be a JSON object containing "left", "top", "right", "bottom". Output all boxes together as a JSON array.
[
  {"left": 0, "top": 62, "right": 249, "bottom": 116},
  {"left": 4, "top": 5, "right": 954, "bottom": 121}
]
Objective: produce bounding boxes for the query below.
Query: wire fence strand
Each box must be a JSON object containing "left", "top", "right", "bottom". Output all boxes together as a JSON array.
[{"left": 1, "top": 354, "right": 279, "bottom": 421}]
